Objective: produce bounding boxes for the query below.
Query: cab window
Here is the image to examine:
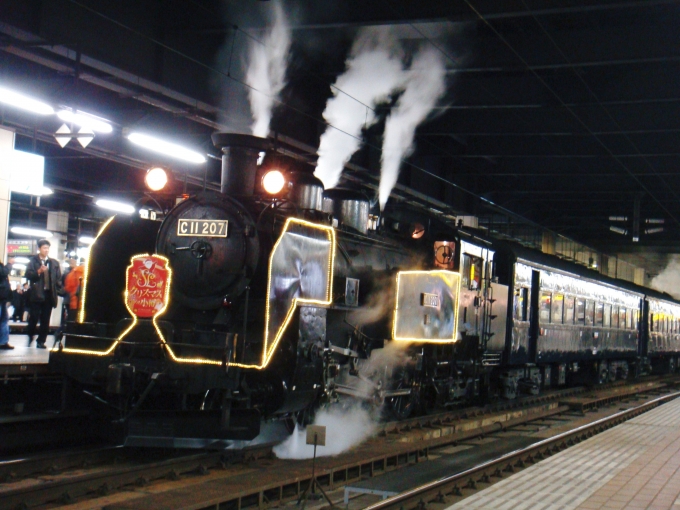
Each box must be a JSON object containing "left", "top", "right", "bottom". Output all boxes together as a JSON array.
[{"left": 462, "top": 254, "right": 483, "bottom": 290}]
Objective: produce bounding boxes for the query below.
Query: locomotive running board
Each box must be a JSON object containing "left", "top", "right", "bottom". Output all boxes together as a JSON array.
[{"left": 124, "top": 409, "right": 261, "bottom": 448}]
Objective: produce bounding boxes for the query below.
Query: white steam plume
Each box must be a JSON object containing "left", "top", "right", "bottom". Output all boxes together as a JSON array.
[
  {"left": 246, "top": 1, "right": 291, "bottom": 138},
  {"left": 314, "top": 28, "right": 407, "bottom": 190},
  {"left": 650, "top": 255, "right": 680, "bottom": 300},
  {"left": 379, "top": 47, "right": 447, "bottom": 209},
  {"left": 273, "top": 405, "right": 377, "bottom": 459}
]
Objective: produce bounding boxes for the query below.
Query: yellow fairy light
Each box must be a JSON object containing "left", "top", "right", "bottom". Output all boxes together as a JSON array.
[
  {"left": 61, "top": 218, "right": 337, "bottom": 371},
  {"left": 262, "top": 217, "right": 336, "bottom": 367},
  {"left": 392, "top": 269, "right": 462, "bottom": 343}
]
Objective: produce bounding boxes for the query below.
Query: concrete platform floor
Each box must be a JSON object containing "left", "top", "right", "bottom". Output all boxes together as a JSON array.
[{"left": 445, "top": 396, "right": 680, "bottom": 510}]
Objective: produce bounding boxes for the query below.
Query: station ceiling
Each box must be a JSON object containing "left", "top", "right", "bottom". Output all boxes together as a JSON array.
[{"left": 1, "top": 0, "right": 680, "bottom": 263}]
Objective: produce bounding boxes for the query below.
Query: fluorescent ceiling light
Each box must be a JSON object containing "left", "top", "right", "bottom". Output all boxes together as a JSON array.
[
  {"left": 57, "top": 109, "right": 113, "bottom": 134},
  {"left": 79, "top": 235, "right": 96, "bottom": 244},
  {"left": 13, "top": 257, "right": 30, "bottom": 264},
  {"left": 13, "top": 186, "right": 52, "bottom": 196},
  {"left": 95, "top": 199, "right": 135, "bottom": 214},
  {"left": 127, "top": 132, "right": 206, "bottom": 163},
  {"left": 10, "top": 226, "right": 53, "bottom": 238},
  {"left": 0, "top": 86, "right": 54, "bottom": 115}
]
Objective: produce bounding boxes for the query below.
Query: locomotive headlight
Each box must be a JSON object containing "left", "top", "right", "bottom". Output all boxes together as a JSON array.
[
  {"left": 262, "top": 170, "right": 285, "bottom": 195},
  {"left": 145, "top": 167, "right": 168, "bottom": 191}
]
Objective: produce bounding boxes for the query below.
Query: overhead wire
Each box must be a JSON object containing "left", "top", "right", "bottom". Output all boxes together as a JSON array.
[
  {"left": 464, "top": 0, "right": 680, "bottom": 227},
  {"left": 518, "top": 0, "right": 680, "bottom": 217},
  {"left": 377, "top": 0, "right": 606, "bottom": 215},
  {"left": 60, "top": 0, "right": 528, "bottom": 222}
]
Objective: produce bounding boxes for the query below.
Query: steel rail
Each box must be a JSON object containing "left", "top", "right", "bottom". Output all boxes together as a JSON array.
[
  {"left": 363, "top": 390, "right": 680, "bottom": 510},
  {"left": 1, "top": 378, "right": 674, "bottom": 509}
]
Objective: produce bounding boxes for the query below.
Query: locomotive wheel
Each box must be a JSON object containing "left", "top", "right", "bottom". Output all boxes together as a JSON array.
[{"left": 385, "top": 369, "right": 418, "bottom": 420}]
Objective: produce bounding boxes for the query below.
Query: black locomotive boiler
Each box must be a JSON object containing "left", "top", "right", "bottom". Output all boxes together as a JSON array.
[{"left": 51, "top": 133, "right": 680, "bottom": 447}]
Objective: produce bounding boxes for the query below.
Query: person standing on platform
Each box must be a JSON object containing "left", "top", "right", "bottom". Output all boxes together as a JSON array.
[
  {"left": 63, "top": 258, "right": 84, "bottom": 322},
  {"left": 0, "top": 255, "right": 15, "bottom": 350},
  {"left": 26, "top": 240, "right": 63, "bottom": 349}
]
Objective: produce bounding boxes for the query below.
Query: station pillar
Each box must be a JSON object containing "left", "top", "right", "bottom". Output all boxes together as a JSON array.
[{"left": 0, "top": 128, "right": 14, "bottom": 259}]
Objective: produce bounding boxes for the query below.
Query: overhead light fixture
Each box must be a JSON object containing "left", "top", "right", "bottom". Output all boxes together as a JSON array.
[
  {"left": 57, "top": 109, "right": 113, "bottom": 134},
  {"left": 12, "top": 257, "right": 30, "bottom": 264},
  {"left": 10, "top": 226, "right": 53, "bottom": 238},
  {"left": 262, "top": 170, "right": 285, "bottom": 195},
  {"left": 145, "top": 167, "right": 168, "bottom": 191},
  {"left": 79, "top": 235, "right": 96, "bottom": 245},
  {"left": 609, "top": 226, "right": 627, "bottom": 235},
  {"left": 12, "top": 263, "right": 27, "bottom": 271},
  {"left": 95, "top": 199, "right": 135, "bottom": 214},
  {"left": 12, "top": 185, "right": 53, "bottom": 196},
  {"left": 127, "top": 132, "right": 206, "bottom": 164},
  {"left": 0, "top": 86, "right": 54, "bottom": 115}
]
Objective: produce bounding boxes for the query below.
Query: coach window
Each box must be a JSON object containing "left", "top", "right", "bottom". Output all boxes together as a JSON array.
[
  {"left": 612, "top": 306, "right": 619, "bottom": 329},
  {"left": 595, "top": 302, "right": 604, "bottom": 326},
  {"left": 513, "top": 288, "right": 529, "bottom": 322},
  {"left": 586, "top": 300, "right": 595, "bottom": 326},
  {"left": 632, "top": 309, "right": 638, "bottom": 330},
  {"left": 564, "top": 296, "right": 575, "bottom": 324},
  {"left": 619, "top": 308, "right": 627, "bottom": 330},
  {"left": 539, "top": 292, "right": 551, "bottom": 323},
  {"left": 603, "top": 304, "right": 612, "bottom": 328},
  {"left": 552, "top": 294, "right": 564, "bottom": 323},
  {"left": 576, "top": 298, "right": 586, "bottom": 323}
]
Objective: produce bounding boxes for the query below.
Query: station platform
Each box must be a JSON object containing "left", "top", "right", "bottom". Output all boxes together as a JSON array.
[
  {"left": 446, "top": 396, "right": 680, "bottom": 510},
  {"left": 0, "top": 334, "right": 56, "bottom": 376}
]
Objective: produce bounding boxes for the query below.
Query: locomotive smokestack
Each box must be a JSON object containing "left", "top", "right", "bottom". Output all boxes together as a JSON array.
[{"left": 211, "top": 133, "right": 271, "bottom": 196}]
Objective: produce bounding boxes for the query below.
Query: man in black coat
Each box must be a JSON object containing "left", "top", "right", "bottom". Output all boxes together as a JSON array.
[{"left": 25, "top": 239, "right": 63, "bottom": 348}]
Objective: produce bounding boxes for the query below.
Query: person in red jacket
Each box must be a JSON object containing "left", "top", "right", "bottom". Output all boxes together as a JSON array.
[{"left": 63, "top": 258, "right": 85, "bottom": 322}]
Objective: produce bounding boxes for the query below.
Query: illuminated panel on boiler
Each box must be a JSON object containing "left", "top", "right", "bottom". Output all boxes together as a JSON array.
[
  {"left": 393, "top": 270, "right": 461, "bottom": 343},
  {"left": 263, "top": 218, "right": 335, "bottom": 367}
]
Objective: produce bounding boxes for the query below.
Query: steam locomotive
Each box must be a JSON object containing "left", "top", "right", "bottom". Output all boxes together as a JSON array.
[{"left": 50, "top": 133, "right": 680, "bottom": 447}]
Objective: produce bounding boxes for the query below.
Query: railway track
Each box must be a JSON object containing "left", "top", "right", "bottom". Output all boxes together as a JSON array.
[{"left": 0, "top": 376, "right": 678, "bottom": 509}]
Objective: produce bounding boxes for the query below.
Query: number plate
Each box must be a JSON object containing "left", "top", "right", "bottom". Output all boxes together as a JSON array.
[
  {"left": 421, "top": 293, "right": 440, "bottom": 308},
  {"left": 177, "top": 219, "right": 228, "bottom": 237}
]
